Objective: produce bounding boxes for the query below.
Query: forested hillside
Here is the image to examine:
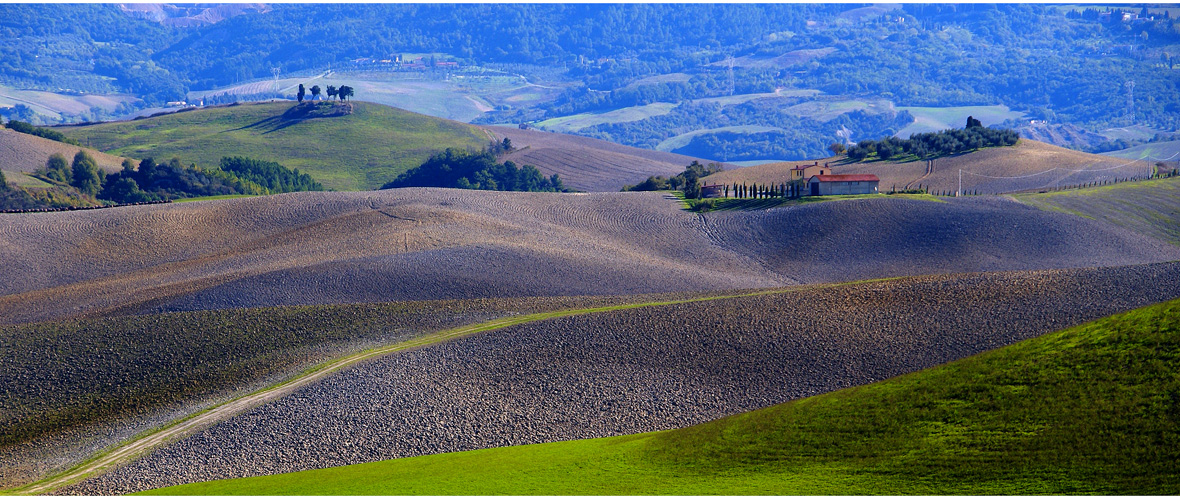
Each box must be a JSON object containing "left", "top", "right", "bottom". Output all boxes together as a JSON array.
[{"left": 2, "top": 4, "right": 1177, "bottom": 160}]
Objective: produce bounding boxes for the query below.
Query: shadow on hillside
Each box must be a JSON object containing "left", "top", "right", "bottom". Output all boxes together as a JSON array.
[{"left": 230, "top": 102, "right": 353, "bottom": 135}]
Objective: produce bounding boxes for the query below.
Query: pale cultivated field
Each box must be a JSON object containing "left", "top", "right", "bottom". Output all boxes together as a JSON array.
[
  {"left": 485, "top": 126, "right": 715, "bottom": 191},
  {"left": 1, "top": 188, "right": 1177, "bottom": 327},
  {"left": 0, "top": 128, "right": 127, "bottom": 174},
  {"left": 704, "top": 140, "right": 1156, "bottom": 194}
]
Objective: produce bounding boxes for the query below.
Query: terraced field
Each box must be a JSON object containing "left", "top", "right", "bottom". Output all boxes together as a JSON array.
[
  {"left": 483, "top": 126, "right": 716, "bottom": 191},
  {"left": 2, "top": 189, "right": 1177, "bottom": 327},
  {"left": 0, "top": 127, "right": 128, "bottom": 174},
  {"left": 58, "top": 263, "right": 1180, "bottom": 494},
  {"left": 705, "top": 140, "right": 1156, "bottom": 194}
]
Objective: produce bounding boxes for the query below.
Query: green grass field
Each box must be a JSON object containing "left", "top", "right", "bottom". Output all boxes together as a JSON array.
[
  {"left": 1, "top": 170, "right": 52, "bottom": 188},
  {"left": 1015, "top": 175, "right": 1180, "bottom": 245},
  {"left": 58, "top": 101, "right": 488, "bottom": 191},
  {"left": 173, "top": 194, "right": 262, "bottom": 203},
  {"left": 692, "top": 88, "right": 820, "bottom": 106},
  {"left": 146, "top": 292, "right": 1180, "bottom": 495}
]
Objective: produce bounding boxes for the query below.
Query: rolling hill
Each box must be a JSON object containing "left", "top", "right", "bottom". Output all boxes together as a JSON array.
[
  {"left": 2, "top": 189, "right": 1178, "bottom": 327},
  {"left": 50, "top": 101, "right": 718, "bottom": 192},
  {"left": 55, "top": 101, "right": 489, "bottom": 191},
  {"left": 0, "top": 127, "right": 128, "bottom": 175},
  {"left": 1015, "top": 176, "right": 1180, "bottom": 246},
  {"left": 704, "top": 140, "right": 1156, "bottom": 195},
  {"left": 140, "top": 293, "right": 1180, "bottom": 495},
  {"left": 480, "top": 125, "right": 722, "bottom": 192},
  {"left": 0, "top": 291, "right": 715, "bottom": 491},
  {"left": 1102, "top": 139, "right": 1180, "bottom": 162}
]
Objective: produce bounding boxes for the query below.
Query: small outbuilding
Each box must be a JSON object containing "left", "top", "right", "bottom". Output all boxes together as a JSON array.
[{"left": 807, "top": 174, "right": 880, "bottom": 196}]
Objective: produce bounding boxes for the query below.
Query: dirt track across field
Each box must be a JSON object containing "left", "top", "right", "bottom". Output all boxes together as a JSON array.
[{"left": 61, "top": 263, "right": 1180, "bottom": 495}]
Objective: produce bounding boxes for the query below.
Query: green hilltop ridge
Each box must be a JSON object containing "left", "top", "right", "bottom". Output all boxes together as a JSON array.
[
  {"left": 145, "top": 297, "right": 1180, "bottom": 495},
  {"left": 57, "top": 101, "right": 489, "bottom": 191}
]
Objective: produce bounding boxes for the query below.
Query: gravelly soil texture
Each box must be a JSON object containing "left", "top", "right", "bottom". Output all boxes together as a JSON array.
[
  {"left": 63, "top": 263, "right": 1180, "bottom": 495},
  {"left": 2, "top": 189, "right": 1178, "bottom": 325},
  {"left": 0, "top": 292, "right": 715, "bottom": 490}
]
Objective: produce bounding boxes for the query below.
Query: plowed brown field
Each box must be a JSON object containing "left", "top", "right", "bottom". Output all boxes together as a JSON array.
[
  {"left": 61, "top": 263, "right": 1180, "bottom": 495},
  {"left": 1, "top": 188, "right": 1177, "bottom": 326},
  {"left": 0, "top": 128, "right": 127, "bottom": 174}
]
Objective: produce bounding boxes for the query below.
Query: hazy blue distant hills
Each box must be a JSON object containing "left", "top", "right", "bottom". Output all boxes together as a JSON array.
[{"left": 2, "top": 4, "right": 1177, "bottom": 160}]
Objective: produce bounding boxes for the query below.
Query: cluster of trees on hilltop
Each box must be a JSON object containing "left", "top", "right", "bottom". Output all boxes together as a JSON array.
[
  {"left": 842, "top": 119, "right": 1020, "bottom": 162},
  {"left": 623, "top": 160, "right": 723, "bottom": 199},
  {"left": 382, "top": 148, "right": 569, "bottom": 192},
  {"left": 297, "top": 84, "right": 355, "bottom": 102}
]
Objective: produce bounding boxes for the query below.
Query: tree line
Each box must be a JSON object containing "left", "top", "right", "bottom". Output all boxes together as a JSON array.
[
  {"left": 842, "top": 118, "right": 1020, "bottom": 162},
  {"left": 13, "top": 151, "right": 322, "bottom": 209},
  {"left": 382, "top": 148, "right": 569, "bottom": 192},
  {"left": 622, "top": 160, "right": 723, "bottom": 199},
  {"left": 4, "top": 121, "right": 81, "bottom": 146}
]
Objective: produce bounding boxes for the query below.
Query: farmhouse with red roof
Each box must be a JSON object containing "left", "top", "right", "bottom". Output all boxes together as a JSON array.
[
  {"left": 807, "top": 174, "right": 880, "bottom": 196},
  {"left": 789, "top": 162, "right": 831, "bottom": 181}
]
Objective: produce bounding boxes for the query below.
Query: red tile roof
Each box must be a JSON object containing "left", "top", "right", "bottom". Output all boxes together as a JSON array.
[{"left": 810, "top": 174, "right": 880, "bottom": 182}]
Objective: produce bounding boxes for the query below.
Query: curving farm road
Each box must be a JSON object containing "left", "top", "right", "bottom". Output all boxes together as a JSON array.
[{"left": 8, "top": 288, "right": 798, "bottom": 495}]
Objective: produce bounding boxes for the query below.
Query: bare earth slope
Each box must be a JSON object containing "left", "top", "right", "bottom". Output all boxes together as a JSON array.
[
  {"left": 64, "top": 263, "right": 1180, "bottom": 494},
  {"left": 0, "top": 127, "right": 127, "bottom": 174},
  {"left": 484, "top": 126, "right": 723, "bottom": 192},
  {"left": 2, "top": 189, "right": 1178, "bottom": 326},
  {"left": 705, "top": 140, "right": 1155, "bottom": 194}
]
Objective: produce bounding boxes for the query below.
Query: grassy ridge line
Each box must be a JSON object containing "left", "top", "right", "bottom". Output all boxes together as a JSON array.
[
  {"left": 6, "top": 284, "right": 848, "bottom": 495},
  {"left": 146, "top": 296, "right": 1180, "bottom": 495}
]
